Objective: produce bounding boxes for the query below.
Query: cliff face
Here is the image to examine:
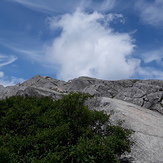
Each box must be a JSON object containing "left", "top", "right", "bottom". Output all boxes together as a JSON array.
[
  {"left": 0, "top": 75, "right": 163, "bottom": 163},
  {"left": 1, "top": 75, "right": 162, "bottom": 114}
]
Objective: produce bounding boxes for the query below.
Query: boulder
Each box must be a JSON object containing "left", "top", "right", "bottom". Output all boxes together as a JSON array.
[{"left": 87, "top": 97, "right": 163, "bottom": 163}]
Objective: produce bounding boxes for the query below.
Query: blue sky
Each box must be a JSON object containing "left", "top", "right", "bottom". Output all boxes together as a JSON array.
[{"left": 0, "top": 0, "right": 163, "bottom": 86}]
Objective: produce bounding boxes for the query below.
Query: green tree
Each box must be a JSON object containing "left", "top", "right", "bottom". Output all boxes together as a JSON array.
[{"left": 0, "top": 93, "right": 133, "bottom": 163}]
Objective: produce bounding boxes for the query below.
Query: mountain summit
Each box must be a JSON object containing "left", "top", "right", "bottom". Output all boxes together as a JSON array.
[{"left": 1, "top": 75, "right": 163, "bottom": 114}]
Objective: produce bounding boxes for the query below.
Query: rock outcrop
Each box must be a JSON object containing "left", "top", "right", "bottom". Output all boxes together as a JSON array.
[
  {"left": 0, "top": 75, "right": 163, "bottom": 163},
  {"left": 87, "top": 97, "right": 163, "bottom": 163},
  {"left": 66, "top": 77, "right": 163, "bottom": 114},
  {"left": 0, "top": 75, "right": 162, "bottom": 114}
]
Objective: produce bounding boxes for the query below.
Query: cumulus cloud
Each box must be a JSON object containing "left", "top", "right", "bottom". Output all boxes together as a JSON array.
[
  {"left": 136, "top": 0, "right": 163, "bottom": 26},
  {"left": 46, "top": 9, "right": 140, "bottom": 81}
]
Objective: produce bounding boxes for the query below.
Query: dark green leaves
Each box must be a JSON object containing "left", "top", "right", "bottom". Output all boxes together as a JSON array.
[{"left": 0, "top": 93, "right": 133, "bottom": 163}]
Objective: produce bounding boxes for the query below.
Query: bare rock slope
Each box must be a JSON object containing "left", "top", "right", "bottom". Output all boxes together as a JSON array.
[
  {"left": 1, "top": 75, "right": 162, "bottom": 114},
  {"left": 0, "top": 75, "right": 163, "bottom": 163},
  {"left": 88, "top": 97, "right": 163, "bottom": 163}
]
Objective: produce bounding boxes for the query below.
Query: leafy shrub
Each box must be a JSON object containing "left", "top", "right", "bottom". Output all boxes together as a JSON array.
[{"left": 0, "top": 93, "right": 133, "bottom": 163}]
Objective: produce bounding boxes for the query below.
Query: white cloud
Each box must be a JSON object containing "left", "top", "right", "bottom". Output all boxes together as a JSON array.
[
  {"left": 0, "top": 76, "right": 25, "bottom": 87},
  {"left": 11, "top": 0, "right": 56, "bottom": 13},
  {"left": 84, "top": 0, "right": 116, "bottom": 12},
  {"left": 136, "top": 67, "right": 163, "bottom": 80},
  {"left": 7, "top": 47, "right": 43, "bottom": 62},
  {"left": 142, "top": 47, "right": 163, "bottom": 66},
  {"left": 0, "top": 54, "right": 17, "bottom": 85},
  {"left": 0, "top": 54, "right": 24, "bottom": 86},
  {"left": 46, "top": 9, "right": 140, "bottom": 81},
  {"left": 0, "top": 55, "right": 17, "bottom": 67},
  {"left": 136, "top": 0, "right": 163, "bottom": 26},
  {"left": 10, "top": 0, "right": 116, "bottom": 13},
  {"left": 0, "top": 41, "right": 44, "bottom": 63},
  {"left": 134, "top": 47, "right": 163, "bottom": 79},
  {"left": 0, "top": 72, "right": 4, "bottom": 78}
]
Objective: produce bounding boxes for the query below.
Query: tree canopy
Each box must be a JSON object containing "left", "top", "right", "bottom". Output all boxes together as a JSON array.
[{"left": 0, "top": 93, "right": 133, "bottom": 163}]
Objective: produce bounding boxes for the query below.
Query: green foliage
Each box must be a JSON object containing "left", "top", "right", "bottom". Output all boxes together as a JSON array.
[{"left": 0, "top": 93, "right": 133, "bottom": 163}]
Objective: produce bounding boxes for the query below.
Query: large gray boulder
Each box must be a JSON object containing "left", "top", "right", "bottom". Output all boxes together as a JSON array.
[{"left": 87, "top": 97, "right": 163, "bottom": 163}]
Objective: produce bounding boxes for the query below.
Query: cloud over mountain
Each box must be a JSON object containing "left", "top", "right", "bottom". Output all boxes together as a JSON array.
[
  {"left": 46, "top": 9, "right": 140, "bottom": 80},
  {"left": 0, "top": 54, "right": 24, "bottom": 86}
]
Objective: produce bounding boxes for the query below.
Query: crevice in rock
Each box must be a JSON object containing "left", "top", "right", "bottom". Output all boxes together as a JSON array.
[{"left": 135, "top": 130, "right": 163, "bottom": 139}]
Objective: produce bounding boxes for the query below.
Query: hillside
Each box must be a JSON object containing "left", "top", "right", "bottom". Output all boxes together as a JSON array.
[
  {"left": 0, "top": 75, "right": 163, "bottom": 163},
  {"left": 0, "top": 75, "right": 162, "bottom": 114}
]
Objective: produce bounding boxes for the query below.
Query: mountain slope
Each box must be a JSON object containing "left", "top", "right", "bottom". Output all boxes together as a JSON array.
[
  {"left": 1, "top": 75, "right": 162, "bottom": 114},
  {"left": 88, "top": 97, "right": 163, "bottom": 163},
  {"left": 0, "top": 75, "right": 163, "bottom": 162}
]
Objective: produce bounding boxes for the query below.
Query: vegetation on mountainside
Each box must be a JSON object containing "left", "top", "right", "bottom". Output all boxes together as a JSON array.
[{"left": 0, "top": 93, "right": 133, "bottom": 163}]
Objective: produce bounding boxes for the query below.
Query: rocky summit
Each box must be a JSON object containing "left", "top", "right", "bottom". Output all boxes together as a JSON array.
[
  {"left": 0, "top": 75, "right": 163, "bottom": 163},
  {"left": 1, "top": 75, "right": 162, "bottom": 114}
]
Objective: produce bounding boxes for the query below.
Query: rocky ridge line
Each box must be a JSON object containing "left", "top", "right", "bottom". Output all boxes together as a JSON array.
[
  {"left": 0, "top": 75, "right": 163, "bottom": 163},
  {"left": 0, "top": 75, "right": 162, "bottom": 114}
]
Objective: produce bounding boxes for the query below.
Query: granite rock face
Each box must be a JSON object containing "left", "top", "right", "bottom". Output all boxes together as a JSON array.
[
  {"left": 0, "top": 75, "right": 163, "bottom": 163},
  {"left": 87, "top": 97, "right": 163, "bottom": 163},
  {"left": 0, "top": 75, "right": 162, "bottom": 114},
  {"left": 0, "top": 75, "right": 67, "bottom": 100},
  {"left": 67, "top": 77, "right": 163, "bottom": 114}
]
